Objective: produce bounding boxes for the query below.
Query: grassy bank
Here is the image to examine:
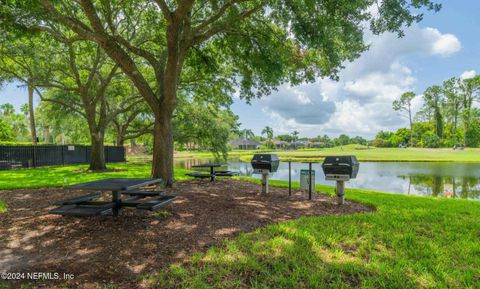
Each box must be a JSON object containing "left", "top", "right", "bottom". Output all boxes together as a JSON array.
[
  {"left": 174, "top": 145, "right": 480, "bottom": 163},
  {"left": 153, "top": 178, "right": 480, "bottom": 288},
  {"left": 271, "top": 145, "right": 480, "bottom": 162}
]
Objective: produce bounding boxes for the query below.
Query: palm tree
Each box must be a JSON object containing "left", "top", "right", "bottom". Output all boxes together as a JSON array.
[
  {"left": 238, "top": 128, "right": 255, "bottom": 150},
  {"left": 261, "top": 126, "right": 274, "bottom": 141},
  {"left": 239, "top": 128, "right": 255, "bottom": 140},
  {"left": 291, "top": 130, "right": 299, "bottom": 149}
]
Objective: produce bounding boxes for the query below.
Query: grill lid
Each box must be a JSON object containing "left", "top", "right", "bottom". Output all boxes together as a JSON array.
[
  {"left": 323, "top": 155, "right": 359, "bottom": 166},
  {"left": 251, "top": 154, "right": 279, "bottom": 163}
]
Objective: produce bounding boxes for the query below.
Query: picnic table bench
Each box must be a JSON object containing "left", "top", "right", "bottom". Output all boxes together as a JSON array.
[
  {"left": 49, "top": 178, "right": 176, "bottom": 217},
  {"left": 186, "top": 163, "right": 239, "bottom": 181}
]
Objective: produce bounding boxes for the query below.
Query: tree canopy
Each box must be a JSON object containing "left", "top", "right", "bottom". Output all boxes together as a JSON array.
[{"left": 1, "top": 0, "right": 441, "bottom": 184}]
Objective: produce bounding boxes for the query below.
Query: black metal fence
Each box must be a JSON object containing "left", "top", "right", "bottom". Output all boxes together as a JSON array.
[{"left": 0, "top": 145, "right": 126, "bottom": 170}]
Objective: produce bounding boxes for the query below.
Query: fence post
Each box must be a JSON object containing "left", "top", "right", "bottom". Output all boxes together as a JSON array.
[
  {"left": 61, "top": 145, "right": 65, "bottom": 165},
  {"left": 32, "top": 145, "right": 37, "bottom": 168}
]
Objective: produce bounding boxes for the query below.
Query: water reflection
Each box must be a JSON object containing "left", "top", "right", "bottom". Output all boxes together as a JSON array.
[
  {"left": 409, "top": 176, "right": 480, "bottom": 199},
  {"left": 175, "top": 159, "right": 480, "bottom": 200}
]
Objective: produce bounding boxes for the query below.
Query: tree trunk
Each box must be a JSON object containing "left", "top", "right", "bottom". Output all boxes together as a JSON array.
[
  {"left": 89, "top": 130, "right": 107, "bottom": 171},
  {"left": 44, "top": 126, "right": 50, "bottom": 143},
  {"left": 116, "top": 134, "right": 125, "bottom": 147},
  {"left": 27, "top": 83, "right": 37, "bottom": 145},
  {"left": 435, "top": 108, "right": 443, "bottom": 139},
  {"left": 463, "top": 109, "right": 471, "bottom": 146},
  {"left": 152, "top": 112, "right": 174, "bottom": 186},
  {"left": 408, "top": 106, "right": 413, "bottom": 146}
]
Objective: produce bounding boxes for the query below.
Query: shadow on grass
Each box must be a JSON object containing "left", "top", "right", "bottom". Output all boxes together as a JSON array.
[{"left": 153, "top": 180, "right": 480, "bottom": 288}]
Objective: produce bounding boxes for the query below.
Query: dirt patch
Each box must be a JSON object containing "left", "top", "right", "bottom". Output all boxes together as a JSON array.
[{"left": 0, "top": 179, "right": 373, "bottom": 288}]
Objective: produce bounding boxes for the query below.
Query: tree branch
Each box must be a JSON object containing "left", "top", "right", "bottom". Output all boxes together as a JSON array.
[
  {"left": 153, "top": 0, "right": 173, "bottom": 22},
  {"left": 192, "top": 4, "right": 263, "bottom": 45}
]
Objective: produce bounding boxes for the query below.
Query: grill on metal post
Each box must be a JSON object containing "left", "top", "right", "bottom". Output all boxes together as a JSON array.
[
  {"left": 321, "top": 156, "right": 359, "bottom": 204},
  {"left": 250, "top": 154, "right": 280, "bottom": 194}
]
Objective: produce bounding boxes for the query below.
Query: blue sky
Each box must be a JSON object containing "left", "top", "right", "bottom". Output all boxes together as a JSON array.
[
  {"left": 1, "top": 1, "right": 479, "bottom": 139},
  {"left": 230, "top": 0, "right": 480, "bottom": 138}
]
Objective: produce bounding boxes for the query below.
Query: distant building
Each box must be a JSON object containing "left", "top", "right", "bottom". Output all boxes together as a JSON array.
[
  {"left": 308, "top": 142, "right": 324, "bottom": 148},
  {"left": 287, "top": 141, "right": 306, "bottom": 150},
  {"left": 272, "top": 140, "right": 289, "bottom": 149},
  {"left": 230, "top": 139, "right": 262, "bottom": 150}
]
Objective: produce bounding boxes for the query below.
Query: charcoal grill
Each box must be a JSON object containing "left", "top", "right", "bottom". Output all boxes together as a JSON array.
[
  {"left": 251, "top": 154, "right": 280, "bottom": 194},
  {"left": 321, "top": 155, "right": 359, "bottom": 204}
]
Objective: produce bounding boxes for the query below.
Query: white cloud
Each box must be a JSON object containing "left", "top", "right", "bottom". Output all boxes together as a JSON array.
[
  {"left": 260, "top": 83, "right": 336, "bottom": 125},
  {"left": 344, "top": 62, "right": 415, "bottom": 102},
  {"left": 253, "top": 26, "right": 462, "bottom": 138},
  {"left": 426, "top": 28, "right": 461, "bottom": 56},
  {"left": 460, "top": 70, "right": 476, "bottom": 80}
]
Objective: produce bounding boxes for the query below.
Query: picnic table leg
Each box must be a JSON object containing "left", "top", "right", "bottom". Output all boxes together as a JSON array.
[
  {"left": 210, "top": 167, "right": 215, "bottom": 182},
  {"left": 112, "top": 190, "right": 120, "bottom": 217}
]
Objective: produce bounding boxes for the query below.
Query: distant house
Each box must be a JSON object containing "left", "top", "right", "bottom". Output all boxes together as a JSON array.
[
  {"left": 308, "top": 142, "right": 324, "bottom": 148},
  {"left": 230, "top": 139, "right": 262, "bottom": 150},
  {"left": 272, "top": 140, "right": 289, "bottom": 149},
  {"left": 287, "top": 141, "right": 306, "bottom": 150}
]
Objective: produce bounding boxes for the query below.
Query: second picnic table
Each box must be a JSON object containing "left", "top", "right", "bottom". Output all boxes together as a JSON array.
[{"left": 191, "top": 163, "right": 224, "bottom": 182}]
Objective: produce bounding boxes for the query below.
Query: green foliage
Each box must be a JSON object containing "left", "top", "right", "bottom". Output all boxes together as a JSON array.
[
  {"left": 276, "top": 134, "right": 294, "bottom": 142},
  {"left": 0, "top": 118, "right": 14, "bottom": 141},
  {"left": 174, "top": 96, "right": 239, "bottom": 160},
  {"left": 423, "top": 85, "right": 444, "bottom": 139},
  {"left": 0, "top": 103, "right": 30, "bottom": 141},
  {"left": 403, "top": 75, "right": 480, "bottom": 148},
  {"left": 36, "top": 100, "right": 90, "bottom": 144},
  {"left": 420, "top": 131, "right": 441, "bottom": 148},
  {"left": 393, "top": 91, "right": 416, "bottom": 113},
  {"left": 334, "top": 134, "right": 350, "bottom": 146},
  {"left": 465, "top": 117, "right": 480, "bottom": 147},
  {"left": 261, "top": 126, "right": 274, "bottom": 141},
  {"left": 0, "top": 0, "right": 442, "bottom": 179},
  {"left": 373, "top": 129, "right": 409, "bottom": 147},
  {"left": 393, "top": 91, "right": 416, "bottom": 144},
  {"left": 154, "top": 210, "right": 172, "bottom": 219}
]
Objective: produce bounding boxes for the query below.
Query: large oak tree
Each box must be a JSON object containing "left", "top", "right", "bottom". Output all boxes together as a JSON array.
[{"left": 1, "top": 0, "right": 440, "bottom": 185}]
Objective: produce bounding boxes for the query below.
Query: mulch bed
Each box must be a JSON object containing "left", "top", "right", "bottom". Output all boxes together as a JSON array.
[{"left": 0, "top": 179, "right": 374, "bottom": 289}]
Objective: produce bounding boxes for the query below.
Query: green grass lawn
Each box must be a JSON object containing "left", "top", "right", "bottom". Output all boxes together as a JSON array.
[
  {"left": 0, "top": 162, "right": 191, "bottom": 190},
  {"left": 153, "top": 178, "right": 480, "bottom": 288},
  {"left": 175, "top": 145, "right": 480, "bottom": 163},
  {"left": 1, "top": 161, "right": 480, "bottom": 287},
  {"left": 270, "top": 145, "right": 480, "bottom": 162}
]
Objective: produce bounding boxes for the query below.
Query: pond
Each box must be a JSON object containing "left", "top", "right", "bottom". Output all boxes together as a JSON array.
[{"left": 176, "top": 158, "right": 480, "bottom": 200}]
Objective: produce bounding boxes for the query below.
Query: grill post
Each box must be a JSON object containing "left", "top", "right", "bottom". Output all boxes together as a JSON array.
[
  {"left": 288, "top": 161, "right": 291, "bottom": 196},
  {"left": 261, "top": 172, "right": 269, "bottom": 194},
  {"left": 336, "top": 180, "right": 345, "bottom": 205},
  {"left": 251, "top": 154, "right": 279, "bottom": 195},
  {"left": 308, "top": 162, "right": 312, "bottom": 200}
]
